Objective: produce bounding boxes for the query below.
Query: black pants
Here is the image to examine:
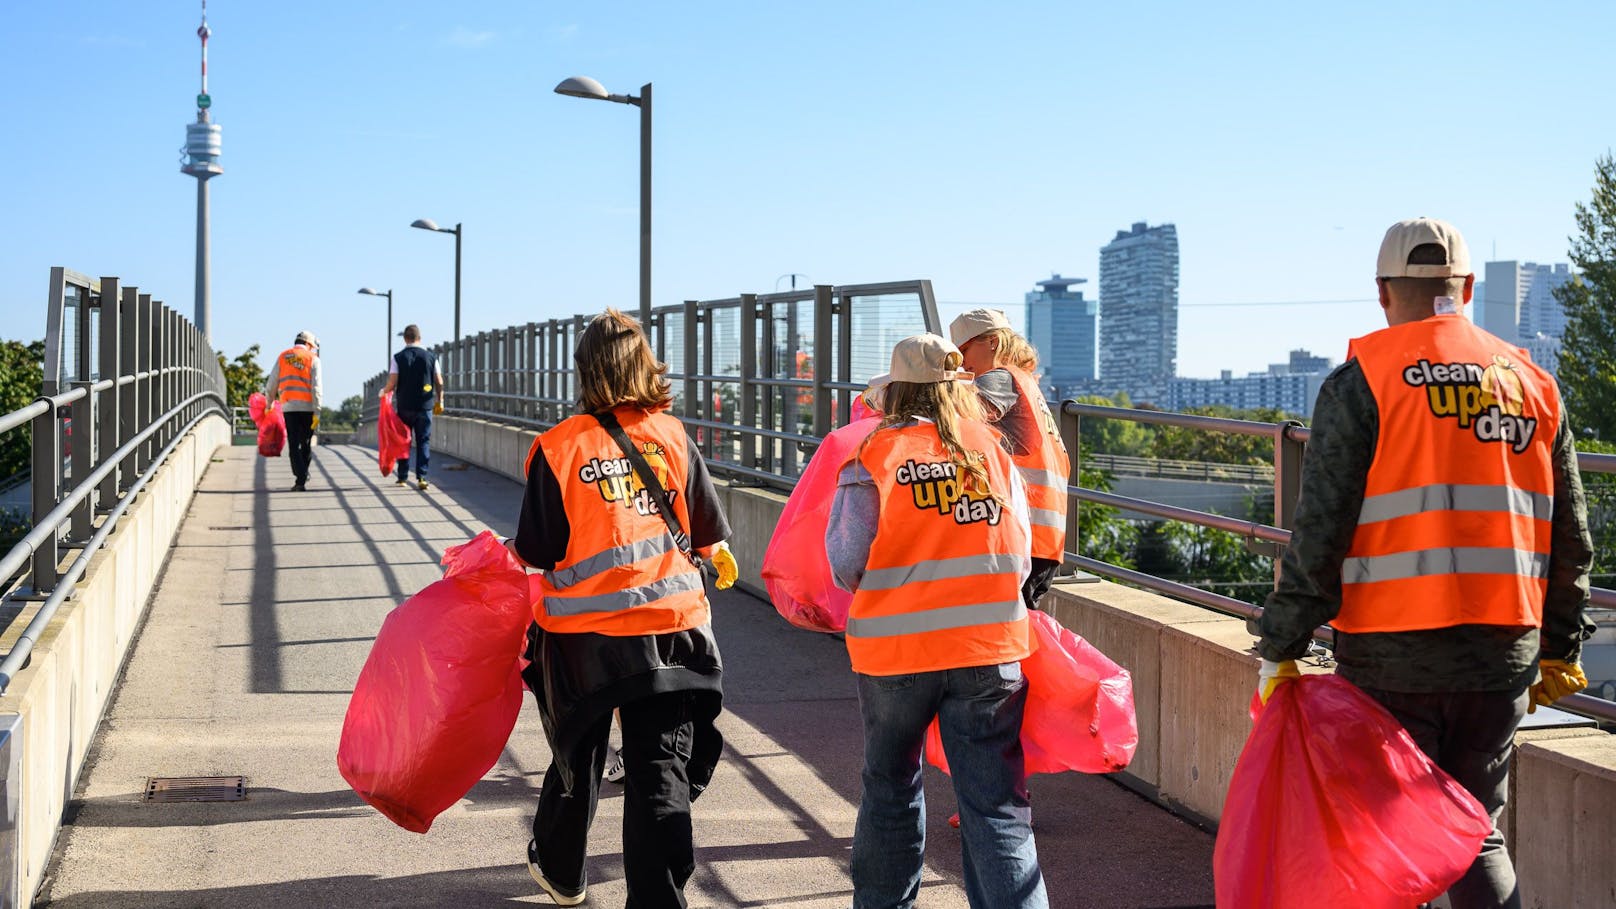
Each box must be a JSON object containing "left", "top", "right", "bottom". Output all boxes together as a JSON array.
[
  {"left": 1356, "top": 685, "right": 1528, "bottom": 909},
  {"left": 395, "top": 408, "right": 432, "bottom": 481},
  {"left": 1022, "top": 557, "right": 1061, "bottom": 611},
  {"left": 284, "top": 411, "right": 315, "bottom": 483},
  {"left": 532, "top": 691, "right": 698, "bottom": 909}
]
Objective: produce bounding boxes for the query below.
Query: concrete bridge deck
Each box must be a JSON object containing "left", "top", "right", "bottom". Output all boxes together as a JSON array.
[{"left": 38, "top": 444, "right": 1215, "bottom": 908}]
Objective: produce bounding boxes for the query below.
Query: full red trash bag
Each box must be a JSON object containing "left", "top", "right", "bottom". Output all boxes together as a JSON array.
[
  {"left": 762, "top": 416, "right": 882, "bottom": 632},
  {"left": 247, "top": 392, "right": 285, "bottom": 457},
  {"left": 377, "top": 391, "right": 413, "bottom": 477},
  {"left": 337, "top": 531, "right": 531, "bottom": 833},
  {"left": 1212, "top": 674, "right": 1492, "bottom": 908},
  {"left": 925, "top": 610, "right": 1138, "bottom": 775}
]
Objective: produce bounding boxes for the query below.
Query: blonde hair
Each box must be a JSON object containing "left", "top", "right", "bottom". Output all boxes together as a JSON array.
[
  {"left": 874, "top": 378, "right": 999, "bottom": 502},
  {"left": 978, "top": 327, "right": 1040, "bottom": 371},
  {"left": 574, "top": 308, "right": 672, "bottom": 414}
]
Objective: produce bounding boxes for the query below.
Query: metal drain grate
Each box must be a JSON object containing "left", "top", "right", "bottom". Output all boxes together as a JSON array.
[
  {"left": 145, "top": 776, "right": 247, "bottom": 803},
  {"left": 207, "top": 526, "right": 251, "bottom": 531}
]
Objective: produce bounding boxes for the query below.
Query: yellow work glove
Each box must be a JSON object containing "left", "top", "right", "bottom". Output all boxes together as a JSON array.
[
  {"left": 433, "top": 400, "right": 445, "bottom": 416},
  {"left": 1257, "top": 659, "right": 1300, "bottom": 705},
  {"left": 711, "top": 542, "right": 738, "bottom": 591},
  {"left": 1528, "top": 659, "right": 1588, "bottom": 713},
  {"left": 311, "top": 413, "right": 320, "bottom": 430}
]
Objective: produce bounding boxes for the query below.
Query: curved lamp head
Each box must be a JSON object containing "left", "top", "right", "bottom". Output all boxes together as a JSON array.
[
  {"left": 554, "top": 75, "right": 610, "bottom": 100},
  {"left": 357, "top": 287, "right": 381, "bottom": 296},
  {"left": 410, "top": 218, "right": 440, "bottom": 232}
]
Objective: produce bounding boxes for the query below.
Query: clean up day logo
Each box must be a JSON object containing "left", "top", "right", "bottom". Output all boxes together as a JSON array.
[
  {"left": 578, "top": 442, "right": 677, "bottom": 516},
  {"left": 895, "top": 458, "right": 1002, "bottom": 525},
  {"left": 1402, "top": 355, "right": 1536, "bottom": 452}
]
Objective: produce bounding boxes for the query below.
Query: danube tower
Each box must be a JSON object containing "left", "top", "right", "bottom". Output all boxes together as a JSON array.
[{"left": 180, "top": 1, "right": 222, "bottom": 341}]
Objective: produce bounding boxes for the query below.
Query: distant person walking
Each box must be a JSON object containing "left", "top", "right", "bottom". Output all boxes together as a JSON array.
[
  {"left": 949, "top": 308, "right": 1070, "bottom": 610},
  {"left": 506, "top": 308, "right": 737, "bottom": 907},
  {"left": 1256, "top": 218, "right": 1594, "bottom": 908},
  {"left": 828, "top": 333, "right": 1047, "bottom": 909},
  {"left": 264, "top": 331, "right": 322, "bottom": 492},
  {"left": 382, "top": 324, "right": 443, "bottom": 491}
]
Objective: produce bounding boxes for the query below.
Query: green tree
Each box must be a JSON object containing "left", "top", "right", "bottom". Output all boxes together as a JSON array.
[
  {"left": 1148, "top": 404, "right": 1292, "bottom": 466},
  {"left": 1577, "top": 438, "right": 1616, "bottom": 588},
  {"left": 1074, "top": 466, "right": 1138, "bottom": 567},
  {"left": 0, "top": 339, "right": 45, "bottom": 480},
  {"left": 320, "top": 395, "right": 363, "bottom": 431},
  {"left": 1555, "top": 154, "right": 1616, "bottom": 440},
  {"left": 217, "top": 345, "right": 266, "bottom": 410},
  {"left": 1073, "top": 394, "right": 1155, "bottom": 457}
]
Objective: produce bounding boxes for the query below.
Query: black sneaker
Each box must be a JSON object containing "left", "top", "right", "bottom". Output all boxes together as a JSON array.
[
  {"left": 291, "top": 480, "right": 306, "bottom": 492},
  {"left": 526, "top": 841, "right": 585, "bottom": 906}
]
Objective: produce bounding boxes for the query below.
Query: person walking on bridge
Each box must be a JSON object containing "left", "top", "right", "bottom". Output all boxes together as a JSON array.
[
  {"left": 950, "top": 308, "right": 1070, "bottom": 611},
  {"left": 263, "top": 331, "right": 322, "bottom": 492},
  {"left": 505, "top": 308, "right": 738, "bottom": 908},
  {"left": 382, "top": 323, "right": 444, "bottom": 491},
  {"left": 828, "top": 333, "right": 1047, "bottom": 909},
  {"left": 1256, "top": 218, "right": 1594, "bottom": 909}
]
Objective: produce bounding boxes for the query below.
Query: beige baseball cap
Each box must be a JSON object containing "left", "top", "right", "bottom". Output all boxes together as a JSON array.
[
  {"left": 948, "top": 307, "right": 1013, "bottom": 346},
  {"left": 868, "top": 334, "right": 964, "bottom": 392},
  {"left": 295, "top": 330, "right": 320, "bottom": 348},
  {"left": 1377, "top": 218, "right": 1472, "bottom": 279}
]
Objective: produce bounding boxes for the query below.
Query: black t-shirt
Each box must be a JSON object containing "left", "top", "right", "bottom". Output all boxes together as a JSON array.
[
  {"left": 514, "top": 430, "right": 731, "bottom": 571},
  {"left": 393, "top": 347, "right": 439, "bottom": 413}
]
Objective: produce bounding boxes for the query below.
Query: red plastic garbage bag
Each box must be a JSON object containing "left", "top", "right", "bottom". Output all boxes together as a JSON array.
[
  {"left": 247, "top": 392, "right": 285, "bottom": 458},
  {"left": 377, "top": 391, "right": 413, "bottom": 477},
  {"left": 1212, "top": 674, "right": 1492, "bottom": 909},
  {"left": 762, "top": 416, "right": 882, "bottom": 632},
  {"left": 337, "top": 531, "right": 531, "bottom": 833},
  {"left": 925, "top": 610, "right": 1138, "bottom": 775}
]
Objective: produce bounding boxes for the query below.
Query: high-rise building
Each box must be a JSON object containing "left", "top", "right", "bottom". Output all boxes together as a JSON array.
[
  {"left": 1477, "top": 261, "right": 1573, "bottom": 374},
  {"left": 1025, "top": 274, "right": 1098, "bottom": 392},
  {"left": 1098, "top": 222, "right": 1179, "bottom": 403},
  {"left": 1167, "top": 349, "right": 1335, "bottom": 417}
]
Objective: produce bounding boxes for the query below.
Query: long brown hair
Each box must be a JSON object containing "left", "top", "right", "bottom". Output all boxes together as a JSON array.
[
  {"left": 574, "top": 308, "right": 672, "bottom": 413},
  {"left": 875, "top": 378, "right": 998, "bottom": 501}
]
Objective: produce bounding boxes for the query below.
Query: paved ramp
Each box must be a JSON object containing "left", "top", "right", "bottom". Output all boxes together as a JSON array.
[{"left": 41, "top": 444, "right": 1214, "bottom": 908}]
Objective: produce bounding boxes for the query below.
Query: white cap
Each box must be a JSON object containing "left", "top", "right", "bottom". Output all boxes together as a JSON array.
[
  {"left": 948, "top": 308, "right": 1013, "bottom": 346},
  {"left": 1376, "top": 218, "right": 1472, "bottom": 279},
  {"left": 296, "top": 330, "right": 320, "bottom": 348}
]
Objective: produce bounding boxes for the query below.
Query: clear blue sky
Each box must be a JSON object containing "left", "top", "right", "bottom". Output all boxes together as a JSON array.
[{"left": 2, "top": 1, "right": 1611, "bottom": 401}]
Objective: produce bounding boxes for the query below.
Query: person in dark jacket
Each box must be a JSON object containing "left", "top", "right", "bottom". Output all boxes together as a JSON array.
[
  {"left": 505, "top": 308, "right": 738, "bottom": 908},
  {"left": 382, "top": 324, "right": 443, "bottom": 491}
]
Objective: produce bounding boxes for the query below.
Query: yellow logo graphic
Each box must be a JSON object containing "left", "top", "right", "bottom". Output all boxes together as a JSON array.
[
  {"left": 1401, "top": 356, "right": 1537, "bottom": 453},
  {"left": 894, "top": 458, "right": 1001, "bottom": 525},
  {"left": 577, "top": 442, "right": 677, "bottom": 516}
]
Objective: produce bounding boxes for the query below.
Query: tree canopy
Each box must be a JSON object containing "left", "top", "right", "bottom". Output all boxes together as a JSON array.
[
  {"left": 1555, "top": 153, "right": 1616, "bottom": 440},
  {"left": 218, "top": 345, "right": 265, "bottom": 410},
  {"left": 0, "top": 339, "right": 45, "bottom": 480}
]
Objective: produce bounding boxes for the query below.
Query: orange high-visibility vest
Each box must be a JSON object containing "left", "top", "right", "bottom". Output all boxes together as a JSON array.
[
  {"left": 846, "top": 420, "right": 1033, "bottom": 676},
  {"left": 1004, "top": 367, "right": 1070, "bottom": 561},
  {"left": 531, "top": 406, "right": 709, "bottom": 636},
  {"left": 275, "top": 346, "right": 316, "bottom": 405},
  {"left": 1335, "top": 314, "right": 1559, "bottom": 633}
]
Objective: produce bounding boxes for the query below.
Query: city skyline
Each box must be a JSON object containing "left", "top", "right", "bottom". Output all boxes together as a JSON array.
[{"left": 1, "top": 2, "right": 1610, "bottom": 402}]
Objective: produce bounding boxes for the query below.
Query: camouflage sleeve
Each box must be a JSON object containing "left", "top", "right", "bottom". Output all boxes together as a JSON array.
[
  {"left": 1541, "top": 409, "right": 1595, "bottom": 662},
  {"left": 1257, "top": 362, "right": 1377, "bottom": 662}
]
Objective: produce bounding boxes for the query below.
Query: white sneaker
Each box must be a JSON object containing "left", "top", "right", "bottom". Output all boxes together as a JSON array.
[
  {"left": 527, "top": 840, "right": 586, "bottom": 906},
  {"left": 603, "top": 747, "right": 625, "bottom": 784}
]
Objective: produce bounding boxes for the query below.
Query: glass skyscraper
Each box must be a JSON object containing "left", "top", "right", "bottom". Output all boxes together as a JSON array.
[
  {"left": 1098, "top": 221, "right": 1179, "bottom": 404},
  {"left": 1025, "top": 274, "right": 1098, "bottom": 396}
]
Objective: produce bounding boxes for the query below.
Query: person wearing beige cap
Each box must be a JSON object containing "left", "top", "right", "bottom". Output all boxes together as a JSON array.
[
  {"left": 263, "top": 330, "right": 323, "bottom": 491},
  {"left": 1255, "top": 218, "right": 1593, "bottom": 908},
  {"left": 827, "top": 333, "right": 1046, "bottom": 909},
  {"left": 949, "top": 308, "right": 1071, "bottom": 611}
]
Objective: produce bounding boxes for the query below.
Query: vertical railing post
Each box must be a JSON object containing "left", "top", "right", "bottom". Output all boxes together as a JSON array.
[
  {"left": 738, "top": 294, "right": 758, "bottom": 470},
  {"left": 682, "top": 300, "right": 698, "bottom": 422},
  {"left": 811, "top": 285, "right": 833, "bottom": 439},
  {"left": 70, "top": 380, "right": 96, "bottom": 540},
  {"left": 836, "top": 290, "right": 853, "bottom": 426},
  {"left": 136, "top": 293, "right": 154, "bottom": 473},
  {"left": 30, "top": 403, "right": 60, "bottom": 593},
  {"left": 700, "top": 302, "right": 715, "bottom": 460},
  {"left": 1060, "top": 402, "right": 1082, "bottom": 563},
  {"left": 1272, "top": 421, "right": 1306, "bottom": 584},
  {"left": 118, "top": 287, "right": 139, "bottom": 490},
  {"left": 97, "top": 277, "right": 122, "bottom": 507},
  {"left": 525, "top": 322, "right": 538, "bottom": 423}
]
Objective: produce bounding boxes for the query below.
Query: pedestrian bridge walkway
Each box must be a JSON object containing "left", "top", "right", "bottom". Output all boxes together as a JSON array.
[{"left": 38, "top": 444, "right": 1216, "bottom": 908}]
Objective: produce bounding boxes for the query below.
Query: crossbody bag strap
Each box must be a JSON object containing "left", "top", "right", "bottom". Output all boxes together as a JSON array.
[{"left": 593, "top": 411, "right": 702, "bottom": 567}]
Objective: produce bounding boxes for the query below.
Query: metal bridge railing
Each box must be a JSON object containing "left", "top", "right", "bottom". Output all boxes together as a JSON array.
[
  {"left": 360, "top": 281, "right": 941, "bottom": 489},
  {"left": 0, "top": 268, "right": 228, "bottom": 691}
]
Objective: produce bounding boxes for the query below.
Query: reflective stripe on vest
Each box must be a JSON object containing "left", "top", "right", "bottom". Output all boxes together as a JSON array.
[
  {"left": 1004, "top": 368, "right": 1069, "bottom": 561},
  {"left": 1334, "top": 315, "right": 1558, "bottom": 634},
  {"left": 532, "top": 407, "right": 710, "bottom": 636},
  {"left": 846, "top": 420, "right": 1032, "bottom": 676}
]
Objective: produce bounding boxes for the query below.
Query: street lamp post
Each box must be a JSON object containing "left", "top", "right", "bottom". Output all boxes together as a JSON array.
[
  {"left": 356, "top": 287, "right": 392, "bottom": 369},
  {"left": 410, "top": 218, "right": 463, "bottom": 342},
  {"left": 554, "top": 75, "right": 652, "bottom": 327}
]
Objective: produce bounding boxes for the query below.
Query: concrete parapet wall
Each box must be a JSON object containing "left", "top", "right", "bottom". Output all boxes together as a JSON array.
[
  {"left": 404, "top": 414, "right": 1616, "bottom": 907},
  {"left": 0, "top": 414, "right": 229, "bottom": 907}
]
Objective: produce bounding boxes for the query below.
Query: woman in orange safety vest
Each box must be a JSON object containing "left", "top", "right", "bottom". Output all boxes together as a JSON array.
[
  {"left": 504, "top": 308, "right": 738, "bottom": 908},
  {"left": 949, "top": 308, "right": 1070, "bottom": 611},
  {"left": 827, "top": 333, "right": 1047, "bottom": 909}
]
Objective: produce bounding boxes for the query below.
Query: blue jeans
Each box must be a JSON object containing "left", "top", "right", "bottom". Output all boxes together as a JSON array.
[
  {"left": 852, "top": 664, "right": 1047, "bottom": 909},
  {"left": 395, "top": 409, "right": 432, "bottom": 480}
]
